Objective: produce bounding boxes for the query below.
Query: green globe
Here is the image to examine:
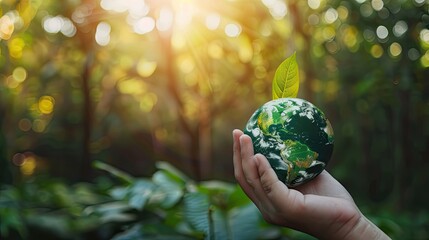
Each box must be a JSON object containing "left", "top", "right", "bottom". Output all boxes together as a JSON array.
[{"left": 244, "top": 98, "right": 334, "bottom": 187}]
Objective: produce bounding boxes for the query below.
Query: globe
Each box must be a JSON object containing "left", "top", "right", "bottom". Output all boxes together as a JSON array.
[{"left": 244, "top": 98, "right": 334, "bottom": 187}]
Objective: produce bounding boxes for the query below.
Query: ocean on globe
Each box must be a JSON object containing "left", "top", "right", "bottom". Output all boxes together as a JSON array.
[{"left": 244, "top": 98, "right": 334, "bottom": 187}]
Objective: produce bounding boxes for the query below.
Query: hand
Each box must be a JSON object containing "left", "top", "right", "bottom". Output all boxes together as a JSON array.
[{"left": 232, "top": 129, "right": 390, "bottom": 240}]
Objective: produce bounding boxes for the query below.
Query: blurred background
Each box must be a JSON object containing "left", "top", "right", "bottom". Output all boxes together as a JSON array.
[{"left": 1, "top": 0, "right": 429, "bottom": 239}]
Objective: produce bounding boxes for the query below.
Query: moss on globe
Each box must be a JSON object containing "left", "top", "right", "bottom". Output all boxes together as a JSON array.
[{"left": 244, "top": 98, "right": 334, "bottom": 187}]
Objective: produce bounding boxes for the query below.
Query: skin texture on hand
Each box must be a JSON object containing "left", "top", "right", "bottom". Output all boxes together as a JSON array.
[{"left": 232, "top": 129, "right": 391, "bottom": 240}]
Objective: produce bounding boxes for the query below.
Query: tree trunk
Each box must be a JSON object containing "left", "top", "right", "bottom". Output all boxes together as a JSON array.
[
  {"left": 157, "top": 15, "right": 202, "bottom": 180},
  {"left": 74, "top": 0, "right": 98, "bottom": 181},
  {"left": 81, "top": 52, "right": 94, "bottom": 181},
  {"left": 199, "top": 98, "right": 212, "bottom": 179}
]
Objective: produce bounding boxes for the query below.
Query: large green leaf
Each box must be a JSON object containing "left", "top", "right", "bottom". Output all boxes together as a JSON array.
[
  {"left": 229, "top": 204, "right": 261, "bottom": 240},
  {"left": 183, "top": 192, "right": 261, "bottom": 240},
  {"left": 128, "top": 180, "right": 155, "bottom": 210},
  {"left": 212, "top": 208, "right": 228, "bottom": 240},
  {"left": 272, "top": 52, "right": 300, "bottom": 99},
  {"left": 150, "top": 171, "right": 184, "bottom": 208},
  {"left": 183, "top": 192, "right": 211, "bottom": 237}
]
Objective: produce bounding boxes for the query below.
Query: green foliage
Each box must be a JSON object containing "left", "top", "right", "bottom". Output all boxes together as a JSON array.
[
  {"left": 272, "top": 52, "right": 300, "bottom": 100},
  {"left": 1, "top": 162, "right": 428, "bottom": 239},
  {"left": 0, "top": 162, "right": 317, "bottom": 240}
]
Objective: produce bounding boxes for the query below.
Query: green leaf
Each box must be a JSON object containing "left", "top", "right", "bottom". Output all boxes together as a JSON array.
[
  {"left": 110, "top": 187, "right": 129, "bottom": 200},
  {"left": 156, "top": 161, "right": 189, "bottom": 184},
  {"left": 83, "top": 201, "right": 136, "bottom": 224},
  {"left": 228, "top": 185, "right": 252, "bottom": 208},
  {"left": 151, "top": 171, "right": 184, "bottom": 208},
  {"left": 183, "top": 192, "right": 261, "bottom": 240},
  {"left": 93, "top": 161, "right": 134, "bottom": 184},
  {"left": 272, "top": 52, "right": 300, "bottom": 99},
  {"left": 183, "top": 192, "right": 210, "bottom": 237},
  {"left": 26, "top": 214, "right": 72, "bottom": 238},
  {"left": 128, "top": 180, "right": 155, "bottom": 210},
  {"left": 83, "top": 201, "right": 132, "bottom": 216},
  {"left": 212, "top": 208, "right": 228, "bottom": 240},
  {"left": 229, "top": 204, "right": 261, "bottom": 240}
]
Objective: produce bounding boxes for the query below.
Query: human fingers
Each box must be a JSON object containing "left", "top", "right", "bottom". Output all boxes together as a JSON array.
[
  {"left": 251, "top": 153, "right": 327, "bottom": 229},
  {"left": 239, "top": 134, "right": 262, "bottom": 188},
  {"left": 232, "top": 129, "right": 244, "bottom": 180},
  {"left": 239, "top": 135, "right": 274, "bottom": 209},
  {"left": 253, "top": 153, "right": 302, "bottom": 216},
  {"left": 232, "top": 130, "right": 258, "bottom": 202},
  {"left": 254, "top": 153, "right": 288, "bottom": 197}
]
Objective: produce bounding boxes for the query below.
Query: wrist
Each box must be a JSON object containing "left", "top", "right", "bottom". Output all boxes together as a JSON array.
[{"left": 342, "top": 215, "right": 391, "bottom": 240}]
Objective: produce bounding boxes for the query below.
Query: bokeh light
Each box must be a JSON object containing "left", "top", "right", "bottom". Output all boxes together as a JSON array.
[
  {"left": 337, "top": 6, "right": 349, "bottom": 20},
  {"left": 205, "top": 13, "right": 221, "bottom": 30},
  {"left": 414, "top": 0, "right": 426, "bottom": 5},
  {"left": 42, "top": 15, "right": 76, "bottom": 37},
  {"left": 12, "top": 67, "right": 27, "bottom": 83},
  {"left": 308, "top": 14, "right": 320, "bottom": 26},
  {"left": 225, "top": 23, "right": 242, "bottom": 37},
  {"left": 9, "top": 37, "right": 25, "bottom": 59},
  {"left": 95, "top": 22, "right": 111, "bottom": 46},
  {"left": 408, "top": 48, "right": 420, "bottom": 61},
  {"left": 371, "top": 0, "right": 384, "bottom": 11},
  {"left": 360, "top": 3, "right": 373, "bottom": 17},
  {"left": 342, "top": 26, "right": 358, "bottom": 51},
  {"left": 262, "top": 0, "right": 288, "bottom": 19},
  {"left": 324, "top": 8, "right": 338, "bottom": 24},
  {"left": 370, "top": 44, "right": 384, "bottom": 58},
  {"left": 421, "top": 50, "right": 429, "bottom": 68},
  {"left": 156, "top": 8, "right": 174, "bottom": 32},
  {"left": 133, "top": 17, "right": 155, "bottom": 35},
  {"left": 363, "top": 29, "right": 376, "bottom": 42},
  {"left": 137, "top": 60, "right": 157, "bottom": 77},
  {"left": 420, "top": 29, "right": 429, "bottom": 43},
  {"left": 393, "top": 20, "right": 408, "bottom": 37},
  {"left": 118, "top": 79, "right": 145, "bottom": 95},
  {"left": 0, "top": 15, "right": 14, "bottom": 40},
  {"left": 308, "top": 0, "right": 321, "bottom": 10},
  {"left": 38, "top": 96, "right": 55, "bottom": 115},
  {"left": 20, "top": 155, "right": 36, "bottom": 176},
  {"left": 18, "top": 118, "right": 32, "bottom": 132},
  {"left": 376, "top": 25, "right": 388, "bottom": 40},
  {"left": 389, "top": 42, "right": 402, "bottom": 58}
]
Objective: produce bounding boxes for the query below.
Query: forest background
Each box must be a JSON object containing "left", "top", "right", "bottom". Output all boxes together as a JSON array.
[{"left": 1, "top": 0, "right": 429, "bottom": 239}]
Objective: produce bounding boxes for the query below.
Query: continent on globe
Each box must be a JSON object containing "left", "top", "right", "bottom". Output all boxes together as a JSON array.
[{"left": 244, "top": 98, "right": 334, "bottom": 187}]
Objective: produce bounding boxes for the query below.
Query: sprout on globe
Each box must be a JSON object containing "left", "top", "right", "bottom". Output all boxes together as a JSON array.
[{"left": 244, "top": 53, "right": 334, "bottom": 187}]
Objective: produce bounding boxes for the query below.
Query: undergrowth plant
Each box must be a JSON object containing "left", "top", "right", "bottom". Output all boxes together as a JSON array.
[{"left": 0, "top": 161, "right": 315, "bottom": 240}]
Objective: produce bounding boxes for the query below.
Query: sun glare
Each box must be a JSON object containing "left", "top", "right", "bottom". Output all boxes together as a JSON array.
[
  {"left": 205, "top": 13, "right": 221, "bottom": 30},
  {"left": 100, "top": 0, "right": 196, "bottom": 34},
  {"left": 98, "top": 0, "right": 260, "bottom": 39}
]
